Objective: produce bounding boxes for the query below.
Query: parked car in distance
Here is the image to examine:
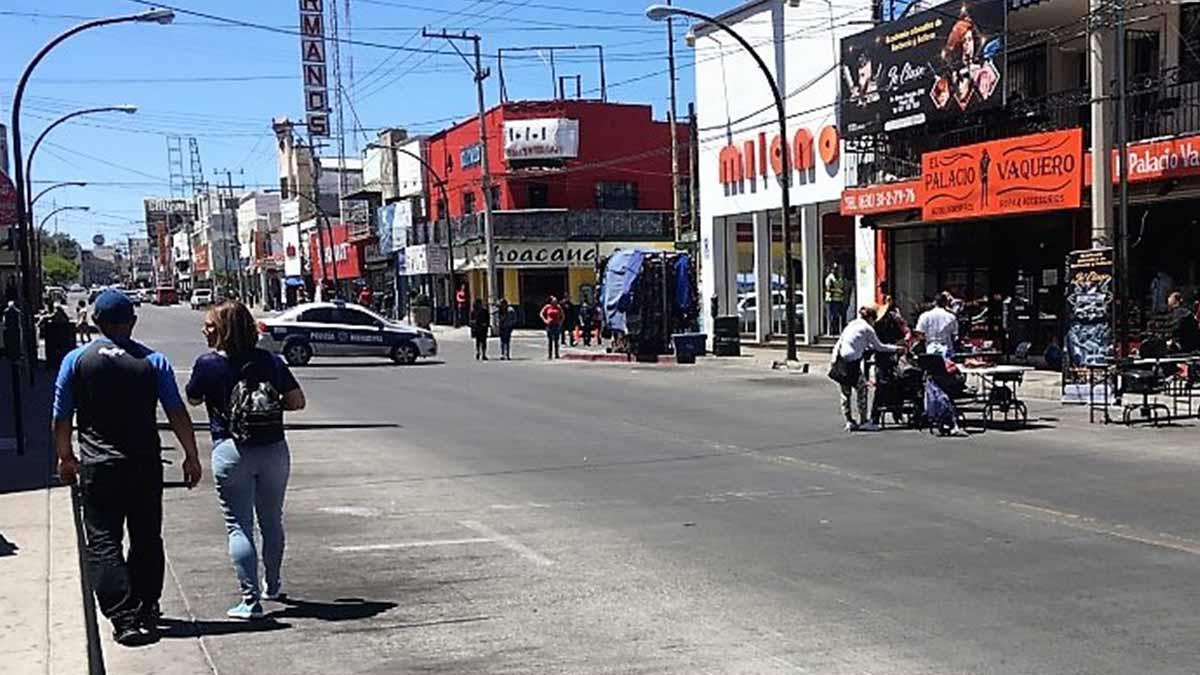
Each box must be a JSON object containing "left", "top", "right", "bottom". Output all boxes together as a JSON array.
[
  {"left": 737, "top": 291, "right": 805, "bottom": 334},
  {"left": 190, "top": 289, "right": 214, "bottom": 310},
  {"left": 68, "top": 284, "right": 85, "bottom": 293},
  {"left": 153, "top": 287, "right": 179, "bottom": 306}
]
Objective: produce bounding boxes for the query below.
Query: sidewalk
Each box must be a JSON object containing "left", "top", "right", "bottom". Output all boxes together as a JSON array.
[{"left": 0, "top": 488, "right": 89, "bottom": 675}]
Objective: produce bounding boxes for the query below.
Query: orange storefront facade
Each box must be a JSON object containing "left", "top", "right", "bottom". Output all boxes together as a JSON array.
[{"left": 843, "top": 127, "right": 1200, "bottom": 352}]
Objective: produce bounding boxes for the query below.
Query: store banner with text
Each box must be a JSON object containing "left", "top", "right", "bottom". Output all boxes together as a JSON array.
[
  {"left": 841, "top": 180, "right": 922, "bottom": 216},
  {"left": 308, "top": 223, "right": 362, "bottom": 280},
  {"left": 1064, "top": 248, "right": 1114, "bottom": 384},
  {"left": 1083, "top": 133, "right": 1200, "bottom": 186},
  {"left": 839, "top": 0, "right": 1006, "bottom": 139},
  {"left": 922, "top": 128, "right": 1082, "bottom": 222}
]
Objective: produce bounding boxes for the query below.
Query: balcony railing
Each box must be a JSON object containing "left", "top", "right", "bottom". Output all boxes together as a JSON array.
[
  {"left": 846, "top": 65, "right": 1200, "bottom": 188},
  {"left": 409, "top": 209, "right": 672, "bottom": 246}
]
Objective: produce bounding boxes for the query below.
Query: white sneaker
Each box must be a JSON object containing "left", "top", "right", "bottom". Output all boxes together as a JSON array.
[
  {"left": 858, "top": 421, "right": 881, "bottom": 432},
  {"left": 950, "top": 427, "right": 970, "bottom": 437},
  {"left": 844, "top": 421, "right": 858, "bottom": 432}
]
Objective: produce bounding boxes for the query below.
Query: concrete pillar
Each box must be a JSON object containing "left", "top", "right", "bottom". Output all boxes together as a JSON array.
[
  {"left": 753, "top": 210, "right": 771, "bottom": 344},
  {"left": 800, "top": 203, "right": 822, "bottom": 345},
  {"left": 1089, "top": 4, "right": 1115, "bottom": 247}
]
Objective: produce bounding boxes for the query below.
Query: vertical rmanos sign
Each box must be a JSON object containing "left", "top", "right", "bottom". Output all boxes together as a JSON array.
[{"left": 299, "top": 0, "right": 330, "bottom": 137}]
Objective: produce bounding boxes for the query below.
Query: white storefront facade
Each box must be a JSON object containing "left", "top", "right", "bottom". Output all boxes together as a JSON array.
[{"left": 693, "top": 0, "right": 873, "bottom": 345}]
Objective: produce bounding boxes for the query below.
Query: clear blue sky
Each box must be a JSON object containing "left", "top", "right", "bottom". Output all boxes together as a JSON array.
[{"left": 1, "top": 0, "right": 734, "bottom": 249}]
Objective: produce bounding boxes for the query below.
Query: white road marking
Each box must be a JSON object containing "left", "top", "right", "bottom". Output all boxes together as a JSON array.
[
  {"left": 459, "top": 519, "right": 554, "bottom": 567},
  {"left": 319, "top": 506, "right": 381, "bottom": 518},
  {"left": 329, "top": 538, "right": 493, "bottom": 553}
]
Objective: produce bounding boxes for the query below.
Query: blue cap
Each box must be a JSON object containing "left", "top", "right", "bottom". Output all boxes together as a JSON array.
[{"left": 93, "top": 289, "right": 135, "bottom": 324}]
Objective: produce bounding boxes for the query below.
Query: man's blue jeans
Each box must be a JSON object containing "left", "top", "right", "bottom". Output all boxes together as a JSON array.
[{"left": 212, "top": 438, "right": 291, "bottom": 602}]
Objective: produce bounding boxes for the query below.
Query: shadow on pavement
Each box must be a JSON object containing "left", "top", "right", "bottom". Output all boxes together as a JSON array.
[
  {"left": 160, "top": 422, "right": 402, "bottom": 432},
  {"left": 0, "top": 534, "right": 19, "bottom": 557},
  {"left": 268, "top": 597, "right": 397, "bottom": 623},
  {"left": 158, "top": 617, "right": 291, "bottom": 639},
  {"left": 299, "top": 360, "right": 445, "bottom": 369}
]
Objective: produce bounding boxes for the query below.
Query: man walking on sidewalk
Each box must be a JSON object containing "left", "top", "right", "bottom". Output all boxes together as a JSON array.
[{"left": 52, "top": 290, "right": 202, "bottom": 646}]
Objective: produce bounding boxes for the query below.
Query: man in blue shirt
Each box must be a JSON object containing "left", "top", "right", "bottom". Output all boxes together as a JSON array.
[{"left": 53, "top": 290, "right": 202, "bottom": 646}]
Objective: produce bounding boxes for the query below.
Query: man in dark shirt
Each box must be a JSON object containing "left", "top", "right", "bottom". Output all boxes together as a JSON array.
[{"left": 53, "top": 290, "right": 201, "bottom": 646}]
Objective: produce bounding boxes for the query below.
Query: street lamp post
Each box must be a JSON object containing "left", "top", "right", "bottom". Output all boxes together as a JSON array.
[
  {"left": 29, "top": 181, "right": 87, "bottom": 210},
  {"left": 36, "top": 206, "right": 89, "bottom": 286},
  {"left": 646, "top": 4, "right": 800, "bottom": 361},
  {"left": 366, "top": 142, "right": 457, "bottom": 311},
  {"left": 38, "top": 205, "right": 89, "bottom": 235},
  {"left": 8, "top": 7, "right": 172, "bottom": 369},
  {"left": 264, "top": 188, "right": 338, "bottom": 297}
]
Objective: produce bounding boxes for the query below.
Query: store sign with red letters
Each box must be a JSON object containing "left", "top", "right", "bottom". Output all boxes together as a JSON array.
[
  {"left": 841, "top": 180, "right": 922, "bottom": 216},
  {"left": 1084, "top": 133, "right": 1200, "bottom": 185},
  {"left": 718, "top": 125, "right": 840, "bottom": 186}
]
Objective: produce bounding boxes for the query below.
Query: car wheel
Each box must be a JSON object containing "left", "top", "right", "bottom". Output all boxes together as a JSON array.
[
  {"left": 283, "top": 341, "right": 313, "bottom": 366},
  {"left": 390, "top": 343, "right": 418, "bottom": 365}
]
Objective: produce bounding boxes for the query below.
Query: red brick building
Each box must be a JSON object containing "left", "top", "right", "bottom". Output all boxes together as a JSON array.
[{"left": 419, "top": 99, "right": 689, "bottom": 322}]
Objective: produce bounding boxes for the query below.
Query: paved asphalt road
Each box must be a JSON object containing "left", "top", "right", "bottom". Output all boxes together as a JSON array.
[{"left": 105, "top": 302, "right": 1200, "bottom": 674}]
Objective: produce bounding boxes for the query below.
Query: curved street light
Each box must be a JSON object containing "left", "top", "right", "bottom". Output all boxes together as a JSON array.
[
  {"left": 36, "top": 206, "right": 89, "bottom": 287},
  {"left": 38, "top": 205, "right": 89, "bottom": 234},
  {"left": 29, "top": 181, "right": 87, "bottom": 210},
  {"left": 8, "top": 7, "right": 173, "bottom": 375},
  {"left": 366, "top": 142, "right": 457, "bottom": 304},
  {"left": 646, "top": 4, "right": 800, "bottom": 361},
  {"left": 26, "top": 106, "right": 135, "bottom": 215},
  {"left": 29, "top": 176, "right": 95, "bottom": 293}
]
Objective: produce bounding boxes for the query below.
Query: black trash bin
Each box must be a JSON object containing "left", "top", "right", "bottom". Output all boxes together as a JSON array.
[
  {"left": 712, "top": 315, "right": 741, "bottom": 357},
  {"left": 672, "top": 333, "right": 706, "bottom": 364}
]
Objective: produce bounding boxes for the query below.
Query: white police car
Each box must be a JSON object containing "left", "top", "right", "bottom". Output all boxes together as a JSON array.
[{"left": 256, "top": 301, "right": 437, "bottom": 366}]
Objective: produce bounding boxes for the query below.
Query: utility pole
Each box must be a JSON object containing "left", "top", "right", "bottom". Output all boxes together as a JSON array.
[
  {"left": 666, "top": 0, "right": 683, "bottom": 244},
  {"left": 424, "top": 28, "right": 499, "bottom": 325},
  {"left": 1088, "top": 0, "right": 1114, "bottom": 248},
  {"left": 688, "top": 102, "right": 699, "bottom": 242},
  {"left": 1115, "top": 0, "right": 1130, "bottom": 357},
  {"left": 213, "top": 168, "right": 245, "bottom": 298}
]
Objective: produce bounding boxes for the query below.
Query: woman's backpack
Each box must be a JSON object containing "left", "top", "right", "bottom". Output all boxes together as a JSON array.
[{"left": 228, "top": 359, "right": 284, "bottom": 445}]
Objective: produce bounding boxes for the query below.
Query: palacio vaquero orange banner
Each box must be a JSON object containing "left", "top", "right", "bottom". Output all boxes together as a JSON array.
[{"left": 921, "top": 128, "right": 1083, "bottom": 222}]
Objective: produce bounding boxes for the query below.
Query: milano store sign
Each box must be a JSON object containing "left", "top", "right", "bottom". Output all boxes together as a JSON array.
[{"left": 839, "top": 0, "right": 1006, "bottom": 138}]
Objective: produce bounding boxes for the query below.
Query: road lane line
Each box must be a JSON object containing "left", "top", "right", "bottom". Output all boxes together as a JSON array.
[
  {"left": 459, "top": 520, "right": 554, "bottom": 567},
  {"left": 1002, "top": 501, "right": 1200, "bottom": 557},
  {"left": 329, "top": 538, "right": 493, "bottom": 553}
]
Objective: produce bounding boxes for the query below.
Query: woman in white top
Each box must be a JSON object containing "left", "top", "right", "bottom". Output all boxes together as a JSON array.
[{"left": 832, "top": 306, "right": 904, "bottom": 432}]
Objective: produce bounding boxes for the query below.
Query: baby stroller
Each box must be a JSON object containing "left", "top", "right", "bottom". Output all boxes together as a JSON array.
[
  {"left": 916, "top": 354, "right": 982, "bottom": 435},
  {"left": 872, "top": 352, "right": 926, "bottom": 428}
]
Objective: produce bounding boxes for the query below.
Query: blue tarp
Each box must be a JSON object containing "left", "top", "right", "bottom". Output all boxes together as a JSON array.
[
  {"left": 602, "top": 249, "right": 646, "bottom": 333},
  {"left": 674, "top": 254, "right": 692, "bottom": 314}
]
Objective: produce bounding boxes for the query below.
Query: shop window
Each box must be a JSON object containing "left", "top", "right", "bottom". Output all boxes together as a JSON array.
[
  {"left": 595, "top": 181, "right": 638, "bottom": 210},
  {"left": 528, "top": 183, "right": 549, "bottom": 208},
  {"left": 463, "top": 190, "right": 476, "bottom": 215},
  {"left": 436, "top": 197, "right": 448, "bottom": 223},
  {"left": 489, "top": 185, "right": 501, "bottom": 211}
]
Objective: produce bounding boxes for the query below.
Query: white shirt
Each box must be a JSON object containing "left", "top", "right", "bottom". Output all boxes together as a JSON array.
[
  {"left": 833, "top": 318, "right": 900, "bottom": 363},
  {"left": 916, "top": 306, "right": 958, "bottom": 353}
]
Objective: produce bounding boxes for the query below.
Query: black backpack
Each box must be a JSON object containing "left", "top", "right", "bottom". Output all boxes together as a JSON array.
[{"left": 227, "top": 357, "right": 284, "bottom": 445}]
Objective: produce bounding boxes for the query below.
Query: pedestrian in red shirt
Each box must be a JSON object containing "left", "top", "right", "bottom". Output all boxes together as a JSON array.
[
  {"left": 455, "top": 285, "right": 469, "bottom": 328},
  {"left": 357, "top": 285, "right": 373, "bottom": 309},
  {"left": 540, "top": 296, "right": 564, "bottom": 360}
]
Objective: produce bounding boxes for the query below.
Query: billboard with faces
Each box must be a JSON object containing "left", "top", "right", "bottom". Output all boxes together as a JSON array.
[{"left": 839, "top": 0, "right": 1006, "bottom": 139}]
